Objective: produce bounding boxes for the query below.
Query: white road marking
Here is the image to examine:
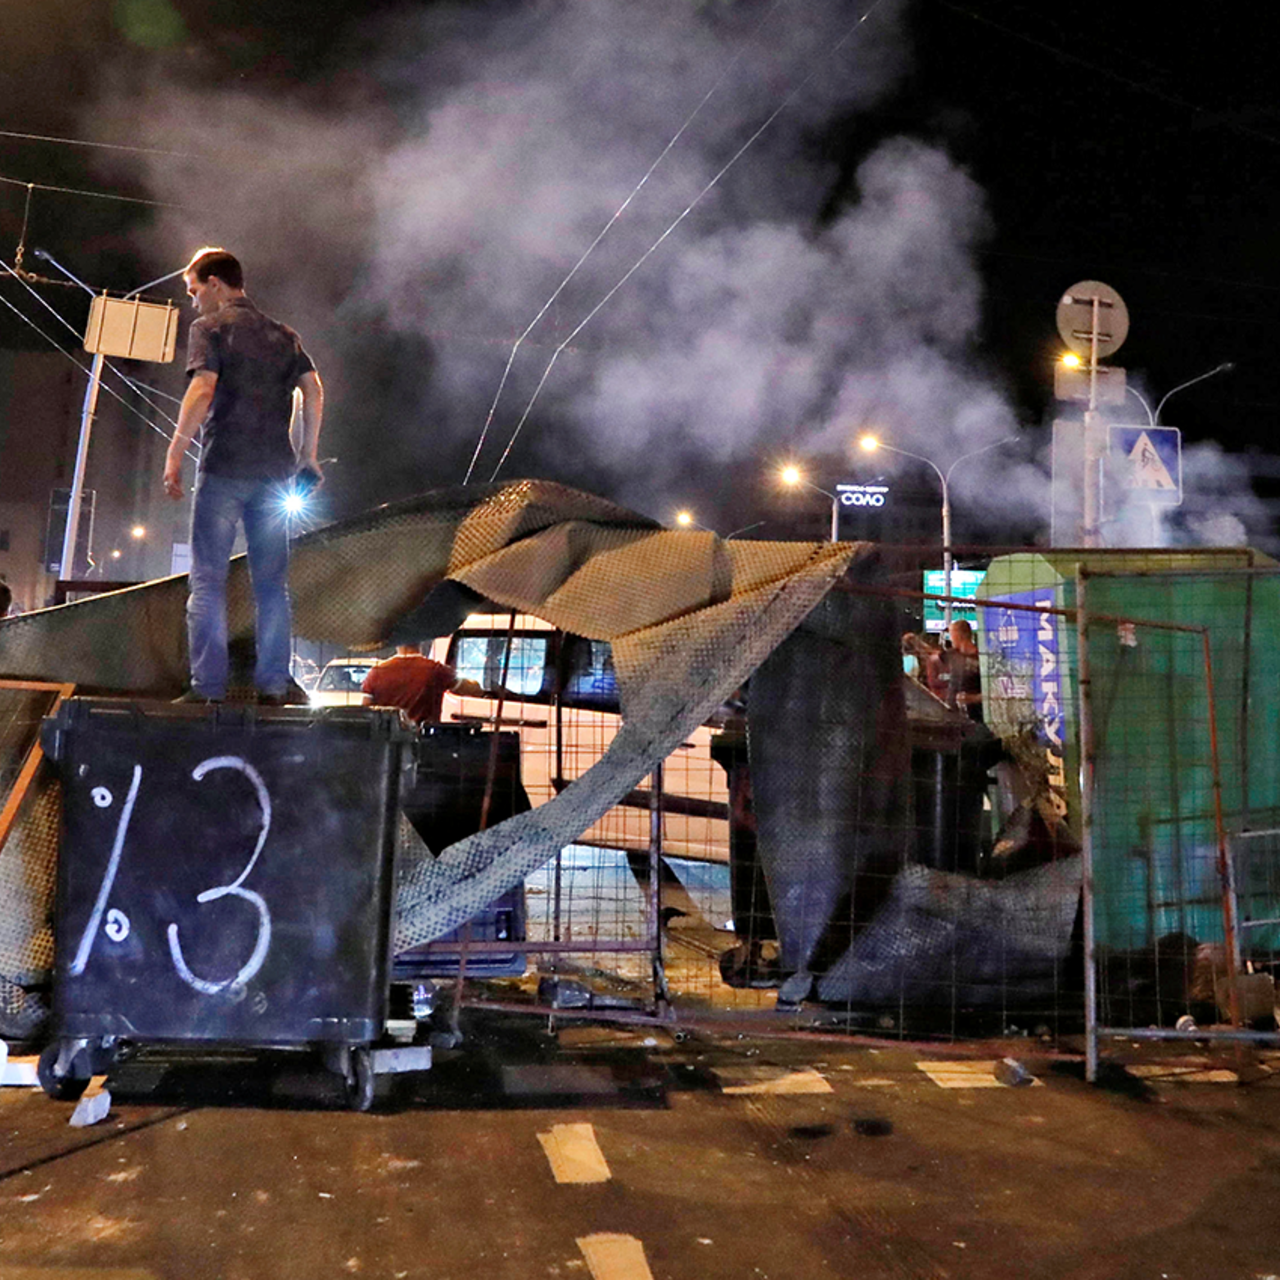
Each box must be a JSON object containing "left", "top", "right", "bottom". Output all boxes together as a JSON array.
[
  {"left": 577, "top": 1233, "right": 655, "bottom": 1280},
  {"left": 1124, "top": 1065, "right": 1238, "bottom": 1083},
  {"left": 916, "top": 1060, "right": 1042, "bottom": 1088},
  {"left": 537, "top": 1122, "right": 612, "bottom": 1184}
]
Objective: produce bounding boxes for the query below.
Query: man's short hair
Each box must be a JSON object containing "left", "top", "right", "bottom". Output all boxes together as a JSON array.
[{"left": 185, "top": 247, "right": 244, "bottom": 290}]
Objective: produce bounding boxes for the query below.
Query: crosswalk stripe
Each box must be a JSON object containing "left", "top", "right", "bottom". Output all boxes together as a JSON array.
[
  {"left": 537, "top": 1122, "right": 612, "bottom": 1183},
  {"left": 577, "top": 1233, "right": 655, "bottom": 1280},
  {"left": 916, "top": 1060, "right": 1042, "bottom": 1088}
]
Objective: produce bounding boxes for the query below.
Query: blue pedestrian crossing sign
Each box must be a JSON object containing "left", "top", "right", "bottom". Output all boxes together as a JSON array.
[{"left": 1108, "top": 425, "right": 1182, "bottom": 505}]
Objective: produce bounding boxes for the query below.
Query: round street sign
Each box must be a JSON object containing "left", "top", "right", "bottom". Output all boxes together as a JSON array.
[{"left": 1056, "top": 280, "right": 1129, "bottom": 358}]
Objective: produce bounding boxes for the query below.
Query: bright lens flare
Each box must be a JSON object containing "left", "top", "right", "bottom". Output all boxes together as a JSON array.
[
  {"left": 859, "top": 436, "right": 879, "bottom": 452},
  {"left": 780, "top": 465, "right": 801, "bottom": 486},
  {"left": 675, "top": 510, "right": 694, "bottom": 527},
  {"left": 130, "top": 524, "right": 146, "bottom": 539},
  {"left": 1061, "top": 352, "right": 1081, "bottom": 368},
  {"left": 282, "top": 492, "right": 307, "bottom": 517}
]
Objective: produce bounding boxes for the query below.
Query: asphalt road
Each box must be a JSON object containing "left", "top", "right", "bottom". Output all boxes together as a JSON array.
[{"left": 3, "top": 1015, "right": 1280, "bottom": 1280}]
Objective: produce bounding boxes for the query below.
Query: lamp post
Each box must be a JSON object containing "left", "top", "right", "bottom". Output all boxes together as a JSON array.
[
  {"left": 1112, "top": 362, "right": 1234, "bottom": 545},
  {"left": 1122, "top": 362, "right": 1235, "bottom": 428},
  {"left": 859, "top": 434, "right": 1017, "bottom": 626},
  {"left": 779, "top": 465, "right": 839, "bottom": 542}
]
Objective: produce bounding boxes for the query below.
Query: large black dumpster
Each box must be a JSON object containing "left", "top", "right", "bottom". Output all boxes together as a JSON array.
[
  {"left": 38, "top": 700, "right": 410, "bottom": 1108},
  {"left": 395, "top": 723, "right": 531, "bottom": 979}
]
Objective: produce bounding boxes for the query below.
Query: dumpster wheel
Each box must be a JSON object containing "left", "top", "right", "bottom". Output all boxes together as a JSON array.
[
  {"left": 346, "top": 1047, "right": 375, "bottom": 1112},
  {"left": 37, "top": 1044, "right": 92, "bottom": 1102}
]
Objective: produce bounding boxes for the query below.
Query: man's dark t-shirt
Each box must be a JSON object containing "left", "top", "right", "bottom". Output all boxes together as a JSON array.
[
  {"left": 362, "top": 656, "right": 456, "bottom": 725},
  {"left": 186, "top": 296, "right": 314, "bottom": 479}
]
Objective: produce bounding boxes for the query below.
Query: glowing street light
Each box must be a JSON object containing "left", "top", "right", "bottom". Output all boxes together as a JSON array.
[
  {"left": 779, "top": 464, "right": 839, "bottom": 542},
  {"left": 675, "top": 510, "right": 694, "bottom": 527},
  {"left": 1060, "top": 352, "right": 1081, "bottom": 369},
  {"left": 859, "top": 432, "right": 1017, "bottom": 625},
  {"left": 130, "top": 524, "right": 146, "bottom": 540}
]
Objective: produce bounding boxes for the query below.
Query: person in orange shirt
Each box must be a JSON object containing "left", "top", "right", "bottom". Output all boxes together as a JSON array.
[{"left": 361, "top": 643, "right": 456, "bottom": 725}]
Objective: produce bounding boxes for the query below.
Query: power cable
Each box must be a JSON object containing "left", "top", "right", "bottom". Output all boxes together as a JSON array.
[
  {"left": 0, "top": 128, "right": 200, "bottom": 159},
  {"left": 0, "top": 265, "right": 199, "bottom": 463},
  {"left": 488, "top": 0, "right": 890, "bottom": 481},
  {"left": 0, "top": 259, "right": 187, "bottom": 431},
  {"left": 463, "top": 0, "right": 793, "bottom": 484},
  {"left": 0, "top": 172, "right": 186, "bottom": 210}
]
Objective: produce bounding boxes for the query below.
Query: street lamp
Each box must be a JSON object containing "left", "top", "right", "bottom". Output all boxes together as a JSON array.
[
  {"left": 1116, "top": 362, "right": 1234, "bottom": 545},
  {"left": 779, "top": 465, "right": 839, "bottom": 542},
  {"left": 859, "top": 433, "right": 1018, "bottom": 626},
  {"left": 1124, "top": 361, "right": 1235, "bottom": 428}
]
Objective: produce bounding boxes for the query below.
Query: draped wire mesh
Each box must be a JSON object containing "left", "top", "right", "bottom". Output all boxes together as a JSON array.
[
  {"left": 4, "top": 481, "right": 1278, "bottom": 1045},
  {"left": 1080, "top": 568, "right": 1280, "bottom": 1061},
  {"left": 0, "top": 683, "right": 68, "bottom": 1038}
]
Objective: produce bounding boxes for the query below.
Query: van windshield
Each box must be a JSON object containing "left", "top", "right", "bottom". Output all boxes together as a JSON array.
[{"left": 317, "top": 663, "right": 376, "bottom": 692}]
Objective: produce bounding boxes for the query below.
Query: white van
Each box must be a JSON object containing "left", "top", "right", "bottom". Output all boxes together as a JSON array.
[{"left": 424, "top": 613, "right": 731, "bottom": 863}]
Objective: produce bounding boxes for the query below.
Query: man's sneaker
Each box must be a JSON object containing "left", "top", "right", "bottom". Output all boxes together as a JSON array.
[
  {"left": 172, "top": 689, "right": 222, "bottom": 705},
  {"left": 258, "top": 680, "right": 310, "bottom": 707}
]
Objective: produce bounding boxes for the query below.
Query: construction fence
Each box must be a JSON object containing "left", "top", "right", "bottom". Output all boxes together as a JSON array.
[{"left": 3, "top": 496, "right": 1279, "bottom": 1066}]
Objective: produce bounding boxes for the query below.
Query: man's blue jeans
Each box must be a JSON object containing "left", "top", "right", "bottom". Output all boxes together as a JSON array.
[{"left": 187, "top": 471, "right": 292, "bottom": 699}]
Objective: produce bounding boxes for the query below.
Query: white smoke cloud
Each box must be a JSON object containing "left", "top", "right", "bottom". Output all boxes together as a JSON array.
[{"left": 83, "top": 0, "right": 1063, "bottom": 530}]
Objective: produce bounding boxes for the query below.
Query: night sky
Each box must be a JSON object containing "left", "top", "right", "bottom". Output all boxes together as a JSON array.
[{"left": 3, "top": 0, "right": 1278, "bottom": 549}]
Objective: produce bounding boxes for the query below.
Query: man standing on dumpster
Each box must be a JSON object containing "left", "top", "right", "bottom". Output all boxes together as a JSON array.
[{"left": 163, "top": 248, "right": 323, "bottom": 704}]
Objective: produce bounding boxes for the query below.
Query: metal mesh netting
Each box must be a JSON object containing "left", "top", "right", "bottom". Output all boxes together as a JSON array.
[
  {"left": 0, "top": 684, "right": 65, "bottom": 1038},
  {"left": 724, "top": 581, "right": 1083, "bottom": 1019},
  {"left": 1080, "top": 569, "right": 1280, "bottom": 1041},
  {"left": 7, "top": 482, "right": 1278, "bottom": 1038},
  {"left": 0, "top": 482, "right": 859, "bottom": 1001}
]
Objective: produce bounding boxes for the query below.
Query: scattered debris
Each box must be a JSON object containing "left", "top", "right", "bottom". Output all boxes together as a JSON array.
[
  {"left": 993, "top": 1057, "right": 1036, "bottom": 1087},
  {"left": 69, "top": 1088, "right": 111, "bottom": 1127},
  {"left": 556, "top": 1026, "right": 675, "bottom": 1052},
  {"left": 916, "top": 1060, "right": 1043, "bottom": 1089},
  {"left": 538, "top": 976, "right": 646, "bottom": 1012},
  {"left": 0, "top": 1040, "right": 39, "bottom": 1087}
]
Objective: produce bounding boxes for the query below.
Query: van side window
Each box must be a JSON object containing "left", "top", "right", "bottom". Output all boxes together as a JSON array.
[
  {"left": 452, "top": 634, "right": 551, "bottom": 699},
  {"left": 561, "top": 638, "right": 620, "bottom": 712}
]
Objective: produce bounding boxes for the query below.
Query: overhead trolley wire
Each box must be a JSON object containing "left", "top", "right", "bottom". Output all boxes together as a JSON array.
[
  {"left": 0, "top": 172, "right": 187, "bottom": 210},
  {"left": 1, "top": 258, "right": 187, "bottom": 426},
  {"left": 0, "top": 128, "right": 201, "bottom": 159},
  {"left": 487, "top": 0, "right": 891, "bottom": 482},
  {"left": 0, "top": 259, "right": 199, "bottom": 462},
  {"left": 462, "top": 0, "right": 794, "bottom": 484}
]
